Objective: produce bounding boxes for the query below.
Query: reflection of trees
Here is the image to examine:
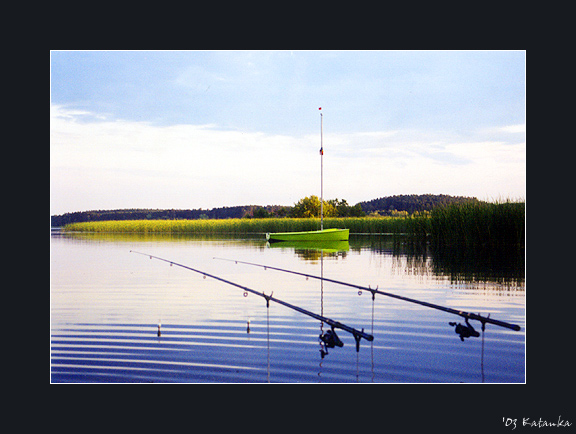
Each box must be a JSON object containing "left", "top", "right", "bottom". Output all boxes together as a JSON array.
[
  {"left": 57, "top": 231, "right": 524, "bottom": 287},
  {"left": 55, "top": 231, "right": 267, "bottom": 247},
  {"left": 430, "top": 244, "right": 525, "bottom": 288},
  {"left": 348, "top": 235, "right": 525, "bottom": 288},
  {"left": 293, "top": 249, "right": 347, "bottom": 261}
]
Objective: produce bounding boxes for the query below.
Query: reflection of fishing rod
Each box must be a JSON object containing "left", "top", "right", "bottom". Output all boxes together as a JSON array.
[
  {"left": 213, "top": 257, "right": 521, "bottom": 332},
  {"left": 130, "top": 251, "right": 373, "bottom": 350}
]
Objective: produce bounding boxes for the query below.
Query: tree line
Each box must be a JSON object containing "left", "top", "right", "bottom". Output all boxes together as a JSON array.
[
  {"left": 51, "top": 207, "right": 250, "bottom": 226},
  {"left": 51, "top": 194, "right": 479, "bottom": 226},
  {"left": 358, "top": 194, "right": 479, "bottom": 216}
]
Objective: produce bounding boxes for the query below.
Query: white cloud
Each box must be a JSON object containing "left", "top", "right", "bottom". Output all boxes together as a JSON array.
[
  {"left": 50, "top": 105, "right": 317, "bottom": 214},
  {"left": 50, "top": 105, "right": 526, "bottom": 214},
  {"left": 319, "top": 129, "right": 525, "bottom": 204},
  {"left": 498, "top": 124, "right": 525, "bottom": 134}
]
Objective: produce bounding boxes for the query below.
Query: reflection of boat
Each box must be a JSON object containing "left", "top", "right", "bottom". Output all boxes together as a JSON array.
[
  {"left": 266, "top": 108, "right": 349, "bottom": 242},
  {"left": 269, "top": 240, "right": 350, "bottom": 253},
  {"left": 267, "top": 238, "right": 349, "bottom": 253},
  {"left": 266, "top": 228, "right": 349, "bottom": 243}
]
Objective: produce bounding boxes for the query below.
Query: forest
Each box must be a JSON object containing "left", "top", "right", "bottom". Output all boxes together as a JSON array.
[
  {"left": 51, "top": 194, "right": 480, "bottom": 226},
  {"left": 357, "top": 194, "right": 479, "bottom": 215}
]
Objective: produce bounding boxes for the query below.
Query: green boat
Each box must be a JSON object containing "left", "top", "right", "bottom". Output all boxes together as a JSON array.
[
  {"left": 266, "top": 108, "right": 349, "bottom": 242},
  {"left": 266, "top": 228, "right": 349, "bottom": 242}
]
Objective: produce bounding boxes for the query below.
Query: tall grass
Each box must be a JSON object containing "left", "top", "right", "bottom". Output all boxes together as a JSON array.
[
  {"left": 64, "top": 217, "right": 409, "bottom": 234},
  {"left": 429, "top": 200, "right": 525, "bottom": 249}
]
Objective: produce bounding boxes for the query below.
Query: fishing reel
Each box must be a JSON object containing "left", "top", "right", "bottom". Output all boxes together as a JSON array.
[
  {"left": 319, "top": 326, "right": 344, "bottom": 358},
  {"left": 449, "top": 318, "right": 481, "bottom": 341}
]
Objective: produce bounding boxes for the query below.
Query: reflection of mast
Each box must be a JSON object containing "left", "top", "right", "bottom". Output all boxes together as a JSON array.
[
  {"left": 371, "top": 289, "right": 375, "bottom": 382},
  {"left": 481, "top": 324, "right": 485, "bottom": 383},
  {"left": 267, "top": 302, "right": 271, "bottom": 383},
  {"left": 317, "top": 249, "right": 344, "bottom": 360},
  {"left": 319, "top": 249, "right": 326, "bottom": 360},
  {"left": 321, "top": 249, "right": 324, "bottom": 318}
]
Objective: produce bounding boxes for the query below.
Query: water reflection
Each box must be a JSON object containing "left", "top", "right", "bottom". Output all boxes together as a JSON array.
[
  {"left": 54, "top": 230, "right": 524, "bottom": 286},
  {"left": 268, "top": 240, "right": 349, "bottom": 261},
  {"left": 53, "top": 230, "right": 524, "bottom": 289},
  {"left": 351, "top": 235, "right": 525, "bottom": 288},
  {"left": 53, "top": 230, "right": 268, "bottom": 246},
  {"left": 430, "top": 244, "right": 525, "bottom": 288},
  {"left": 267, "top": 240, "right": 349, "bottom": 252},
  {"left": 51, "top": 230, "right": 524, "bottom": 382}
]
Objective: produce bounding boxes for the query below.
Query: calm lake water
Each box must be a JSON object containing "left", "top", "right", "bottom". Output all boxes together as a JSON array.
[{"left": 50, "top": 231, "right": 525, "bottom": 383}]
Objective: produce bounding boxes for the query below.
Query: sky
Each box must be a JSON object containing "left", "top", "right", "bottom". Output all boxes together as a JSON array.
[{"left": 50, "top": 50, "right": 526, "bottom": 215}]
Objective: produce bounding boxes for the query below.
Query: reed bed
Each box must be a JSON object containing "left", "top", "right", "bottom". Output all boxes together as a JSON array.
[
  {"left": 429, "top": 200, "right": 525, "bottom": 249},
  {"left": 64, "top": 217, "right": 409, "bottom": 234}
]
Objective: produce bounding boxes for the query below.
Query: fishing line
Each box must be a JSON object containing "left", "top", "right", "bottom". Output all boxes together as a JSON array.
[{"left": 130, "top": 250, "right": 373, "bottom": 349}]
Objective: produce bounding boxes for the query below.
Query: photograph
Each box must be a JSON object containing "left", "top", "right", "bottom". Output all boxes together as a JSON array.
[{"left": 51, "top": 50, "right": 527, "bottom": 386}]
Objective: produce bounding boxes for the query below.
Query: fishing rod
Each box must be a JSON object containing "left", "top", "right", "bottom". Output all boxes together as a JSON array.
[
  {"left": 130, "top": 250, "right": 373, "bottom": 351},
  {"left": 213, "top": 257, "right": 521, "bottom": 332}
]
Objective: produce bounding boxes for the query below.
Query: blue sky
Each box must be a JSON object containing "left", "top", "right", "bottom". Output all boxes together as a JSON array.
[{"left": 50, "top": 50, "right": 525, "bottom": 215}]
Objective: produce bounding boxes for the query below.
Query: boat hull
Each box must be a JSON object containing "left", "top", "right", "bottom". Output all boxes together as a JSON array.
[{"left": 266, "top": 228, "right": 349, "bottom": 242}]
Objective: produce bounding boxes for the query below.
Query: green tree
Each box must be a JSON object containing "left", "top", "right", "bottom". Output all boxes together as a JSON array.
[
  {"left": 290, "top": 195, "right": 337, "bottom": 218},
  {"left": 274, "top": 206, "right": 290, "bottom": 217},
  {"left": 253, "top": 207, "right": 271, "bottom": 218},
  {"left": 328, "top": 198, "right": 366, "bottom": 217},
  {"left": 349, "top": 203, "right": 365, "bottom": 217}
]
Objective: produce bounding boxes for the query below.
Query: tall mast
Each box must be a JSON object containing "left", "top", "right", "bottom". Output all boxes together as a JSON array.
[{"left": 319, "top": 108, "right": 324, "bottom": 230}]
